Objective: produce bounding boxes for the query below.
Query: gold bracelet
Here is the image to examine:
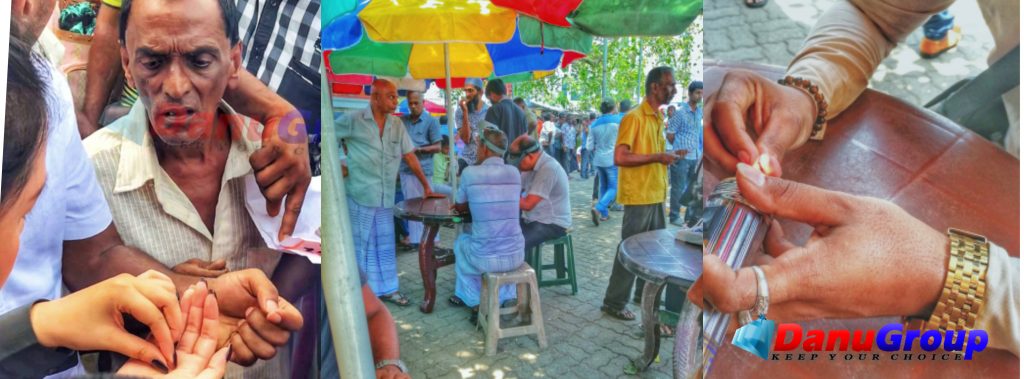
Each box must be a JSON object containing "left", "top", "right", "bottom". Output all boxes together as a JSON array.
[
  {"left": 906, "top": 228, "right": 989, "bottom": 331},
  {"left": 778, "top": 75, "right": 829, "bottom": 140}
]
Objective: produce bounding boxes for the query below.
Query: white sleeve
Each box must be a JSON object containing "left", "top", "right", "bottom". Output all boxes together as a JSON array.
[
  {"left": 975, "top": 242, "right": 1019, "bottom": 357},
  {"left": 45, "top": 65, "right": 113, "bottom": 240}
]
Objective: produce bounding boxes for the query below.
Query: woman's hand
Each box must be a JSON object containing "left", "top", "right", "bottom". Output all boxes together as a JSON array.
[
  {"left": 119, "top": 280, "right": 230, "bottom": 378},
  {"left": 689, "top": 163, "right": 949, "bottom": 321},
  {"left": 29, "top": 270, "right": 183, "bottom": 369},
  {"left": 704, "top": 69, "right": 818, "bottom": 176}
]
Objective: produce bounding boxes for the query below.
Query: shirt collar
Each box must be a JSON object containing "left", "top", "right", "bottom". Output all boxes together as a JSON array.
[
  {"left": 481, "top": 156, "right": 504, "bottom": 166},
  {"left": 114, "top": 99, "right": 261, "bottom": 194},
  {"left": 405, "top": 112, "right": 424, "bottom": 124},
  {"left": 640, "top": 100, "right": 663, "bottom": 122}
]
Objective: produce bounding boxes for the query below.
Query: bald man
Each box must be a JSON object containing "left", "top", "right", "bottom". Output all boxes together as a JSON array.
[{"left": 336, "top": 80, "right": 441, "bottom": 305}]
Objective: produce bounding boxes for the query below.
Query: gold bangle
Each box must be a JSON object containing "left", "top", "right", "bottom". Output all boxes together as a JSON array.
[
  {"left": 778, "top": 75, "right": 829, "bottom": 140},
  {"left": 906, "top": 228, "right": 989, "bottom": 331}
]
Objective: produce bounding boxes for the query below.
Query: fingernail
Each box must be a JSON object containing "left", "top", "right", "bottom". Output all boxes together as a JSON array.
[
  {"left": 246, "top": 307, "right": 254, "bottom": 317},
  {"left": 738, "top": 150, "right": 752, "bottom": 165},
  {"left": 757, "top": 153, "right": 773, "bottom": 175},
  {"left": 266, "top": 300, "right": 278, "bottom": 314},
  {"left": 198, "top": 278, "right": 208, "bottom": 290},
  {"left": 151, "top": 360, "right": 168, "bottom": 374},
  {"left": 737, "top": 163, "right": 765, "bottom": 187}
]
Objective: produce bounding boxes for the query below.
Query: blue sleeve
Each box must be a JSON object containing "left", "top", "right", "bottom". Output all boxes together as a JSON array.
[{"left": 428, "top": 117, "right": 442, "bottom": 144}]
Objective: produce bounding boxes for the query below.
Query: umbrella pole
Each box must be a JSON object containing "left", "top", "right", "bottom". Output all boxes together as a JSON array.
[
  {"left": 320, "top": 66, "right": 377, "bottom": 379},
  {"left": 444, "top": 43, "right": 458, "bottom": 197}
]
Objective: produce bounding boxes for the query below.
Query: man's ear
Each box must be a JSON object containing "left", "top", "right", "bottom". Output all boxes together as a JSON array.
[
  {"left": 120, "top": 45, "right": 134, "bottom": 87},
  {"left": 227, "top": 42, "right": 242, "bottom": 87}
]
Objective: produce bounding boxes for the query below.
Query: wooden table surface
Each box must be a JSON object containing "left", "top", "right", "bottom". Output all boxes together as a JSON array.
[{"left": 704, "top": 60, "right": 1019, "bottom": 379}]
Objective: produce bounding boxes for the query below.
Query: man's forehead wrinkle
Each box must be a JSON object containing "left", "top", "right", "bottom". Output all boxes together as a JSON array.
[{"left": 130, "top": 0, "right": 229, "bottom": 45}]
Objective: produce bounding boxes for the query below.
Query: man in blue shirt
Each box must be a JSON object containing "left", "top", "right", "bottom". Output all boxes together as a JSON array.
[
  {"left": 450, "top": 126, "right": 524, "bottom": 323},
  {"left": 399, "top": 91, "right": 443, "bottom": 247},
  {"left": 667, "top": 81, "right": 703, "bottom": 227},
  {"left": 586, "top": 100, "right": 623, "bottom": 225}
]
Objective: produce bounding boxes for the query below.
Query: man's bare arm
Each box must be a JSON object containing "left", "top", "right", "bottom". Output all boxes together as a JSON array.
[
  {"left": 230, "top": 70, "right": 312, "bottom": 241},
  {"left": 78, "top": 4, "right": 122, "bottom": 137},
  {"left": 613, "top": 144, "right": 678, "bottom": 167},
  {"left": 62, "top": 224, "right": 196, "bottom": 293},
  {"left": 416, "top": 142, "right": 442, "bottom": 155}
]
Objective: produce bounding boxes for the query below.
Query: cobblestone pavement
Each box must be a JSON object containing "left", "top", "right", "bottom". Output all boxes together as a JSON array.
[
  {"left": 387, "top": 173, "right": 682, "bottom": 378},
  {"left": 705, "top": 0, "right": 995, "bottom": 106}
]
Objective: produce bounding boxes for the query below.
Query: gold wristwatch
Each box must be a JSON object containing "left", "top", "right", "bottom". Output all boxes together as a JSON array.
[{"left": 906, "top": 228, "right": 989, "bottom": 331}]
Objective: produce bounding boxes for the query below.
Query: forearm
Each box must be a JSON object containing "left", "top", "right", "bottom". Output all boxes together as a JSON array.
[
  {"left": 223, "top": 70, "right": 296, "bottom": 130},
  {"left": 62, "top": 225, "right": 193, "bottom": 294},
  {"left": 519, "top": 195, "right": 541, "bottom": 211},
  {"left": 271, "top": 254, "right": 318, "bottom": 303},
  {"left": 459, "top": 113, "right": 472, "bottom": 144},
  {"left": 62, "top": 243, "right": 183, "bottom": 292},
  {"left": 416, "top": 143, "right": 441, "bottom": 154},
  {"left": 367, "top": 307, "right": 400, "bottom": 362},
  {"left": 80, "top": 5, "right": 123, "bottom": 134},
  {"left": 614, "top": 148, "right": 662, "bottom": 167},
  {"left": 787, "top": 0, "right": 949, "bottom": 118}
]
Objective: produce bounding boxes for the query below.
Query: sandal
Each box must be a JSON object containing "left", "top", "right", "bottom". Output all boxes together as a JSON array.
[
  {"left": 601, "top": 305, "right": 636, "bottom": 321},
  {"left": 744, "top": 0, "right": 767, "bottom": 8},
  {"left": 379, "top": 292, "right": 411, "bottom": 306},
  {"left": 660, "top": 323, "right": 675, "bottom": 338},
  {"left": 448, "top": 295, "right": 466, "bottom": 307}
]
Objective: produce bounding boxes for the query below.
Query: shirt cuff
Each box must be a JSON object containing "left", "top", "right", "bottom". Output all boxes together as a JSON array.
[
  {"left": 975, "top": 242, "right": 1020, "bottom": 357},
  {"left": 0, "top": 301, "right": 78, "bottom": 377}
]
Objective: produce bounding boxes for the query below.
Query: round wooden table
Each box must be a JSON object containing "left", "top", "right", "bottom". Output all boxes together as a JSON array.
[
  {"left": 618, "top": 229, "right": 701, "bottom": 372},
  {"left": 394, "top": 197, "right": 467, "bottom": 313},
  {"left": 704, "top": 60, "right": 1019, "bottom": 378}
]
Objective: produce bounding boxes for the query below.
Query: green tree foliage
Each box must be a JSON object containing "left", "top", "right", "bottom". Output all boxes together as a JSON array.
[{"left": 514, "top": 15, "right": 702, "bottom": 113}]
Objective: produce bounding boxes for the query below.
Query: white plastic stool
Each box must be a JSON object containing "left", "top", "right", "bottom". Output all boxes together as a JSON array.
[{"left": 478, "top": 263, "right": 548, "bottom": 356}]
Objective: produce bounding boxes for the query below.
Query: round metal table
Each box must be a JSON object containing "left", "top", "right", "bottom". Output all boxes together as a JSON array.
[
  {"left": 618, "top": 229, "right": 701, "bottom": 372},
  {"left": 394, "top": 197, "right": 467, "bottom": 313}
]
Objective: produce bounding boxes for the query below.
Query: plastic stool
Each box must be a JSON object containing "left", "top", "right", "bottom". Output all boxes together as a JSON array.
[
  {"left": 526, "top": 232, "right": 578, "bottom": 295},
  {"left": 478, "top": 263, "right": 547, "bottom": 356}
]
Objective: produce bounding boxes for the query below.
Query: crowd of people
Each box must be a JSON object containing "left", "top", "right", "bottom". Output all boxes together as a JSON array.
[
  {"left": 337, "top": 65, "right": 699, "bottom": 348},
  {"left": 2, "top": 0, "right": 331, "bottom": 377}
]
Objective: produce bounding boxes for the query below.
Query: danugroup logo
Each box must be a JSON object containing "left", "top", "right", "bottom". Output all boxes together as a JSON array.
[{"left": 732, "top": 319, "right": 989, "bottom": 362}]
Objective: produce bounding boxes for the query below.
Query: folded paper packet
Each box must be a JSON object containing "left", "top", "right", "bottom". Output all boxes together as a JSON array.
[{"left": 244, "top": 175, "right": 322, "bottom": 264}]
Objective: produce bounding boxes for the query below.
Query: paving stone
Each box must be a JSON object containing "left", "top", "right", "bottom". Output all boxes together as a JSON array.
[{"left": 705, "top": 0, "right": 995, "bottom": 109}]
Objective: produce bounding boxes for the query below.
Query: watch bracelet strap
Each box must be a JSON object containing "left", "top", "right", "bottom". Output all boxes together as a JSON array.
[{"left": 904, "top": 228, "right": 989, "bottom": 331}]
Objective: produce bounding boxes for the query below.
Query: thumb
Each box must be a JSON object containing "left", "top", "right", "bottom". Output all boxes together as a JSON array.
[
  {"left": 735, "top": 162, "right": 851, "bottom": 227},
  {"left": 242, "top": 270, "right": 281, "bottom": 321}
]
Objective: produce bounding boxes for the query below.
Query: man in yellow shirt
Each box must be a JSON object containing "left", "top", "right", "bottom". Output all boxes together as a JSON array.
[{"left": 600, "top": 67, "right": 684, "bottom": 321}]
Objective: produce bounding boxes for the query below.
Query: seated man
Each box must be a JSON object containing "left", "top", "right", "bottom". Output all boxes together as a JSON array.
[
  {"left": 508, "top": 135, "right": 572, "bottom": 250},
  {"left": 450, "top": 125, "right": 525, "bottom": 322},
  {"left": 83, "top": 0, "right": 308, "bottom": 376}
]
